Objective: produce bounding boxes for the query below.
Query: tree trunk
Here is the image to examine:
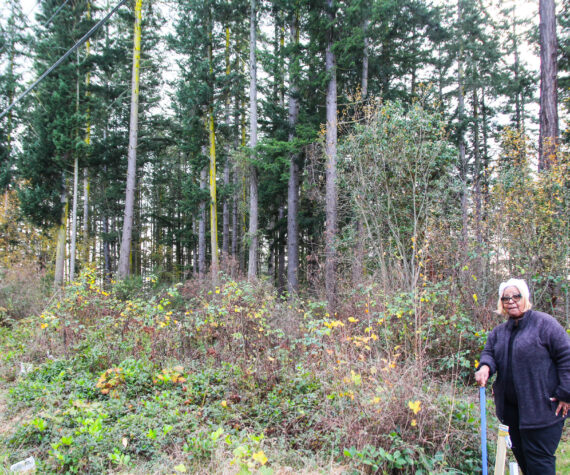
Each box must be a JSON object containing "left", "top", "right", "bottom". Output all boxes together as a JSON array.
[
  {"left": 70, "top": 153, "right": 79, "bottom": 280},
  {"left": 208, "top": 17, "right": 219, "bottom": 283},
  {"left": 83, "top": 0, "right": 91, "bottom": 265},
  {"left": 287, "top": 13, "right": 300, "bottom": 294},
  {"left": 208, "top": 107, "right": 219, "bottom": 281},
  {"left": 361, "top": 18, "right": 369, "bottom": 98},
  {"left": 473, "top": 89, "right": 482, "bottom": 245},
  {"left": 83, "top": 170, "right": 89, "bottom": 261},
  {"left": 512, "top": 12, "right": 522, "bottom": 131},
  {"left": 222, "top": 27, "right": 231, "bottom": 260},
  {"left": 353, "top": 14, "right": 369, "bottom": 284},
  {"left": 199, "top": 167, "right": 207, "bottom": 277},
  {"left": 277, "top": 205, "right": 286, "bottom": 292},
  {"left": 538, "top": 0, "right": 559, "bottom": 170},
  {"left": 231, "top": 171, "right": 239, "bottom": 261},
  {"left": 457, "top": 0, "right": 468, "bottom": 250},
  {"left": 231, "top": 92, "right": 240, "bottom": 264},
  {"left": 70, "top": 51, "right": 81, "bottom": 280},
  {"left": 247, "top": 0, "right": 259, "bottom": 280},
  {"left": 325, "top": 0, "right": 338, "bottom": 312},
  {"left": 103, "top": 212, "right": 111, "bottom": 282},
  {"left": 54, "top": 181, "right": 68, "bottom": 288},
  {"left": 268, "top": 217, "right": 275, "bottom": 281},
  {"left": 118, "top": 0, "right": 142, "bottom": 279}
]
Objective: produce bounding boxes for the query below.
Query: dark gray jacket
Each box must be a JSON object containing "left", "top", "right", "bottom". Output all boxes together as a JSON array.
[{"left": 479, "top": 310, "right": 570, "bottom": 429}]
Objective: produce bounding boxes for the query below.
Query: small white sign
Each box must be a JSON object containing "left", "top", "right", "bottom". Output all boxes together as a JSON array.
[{"left": 10, "top": 456, "right": 36, "bottom": 472}]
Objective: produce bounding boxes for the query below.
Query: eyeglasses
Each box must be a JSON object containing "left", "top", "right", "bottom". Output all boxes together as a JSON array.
[{"left": 501, "top": 294, "right": 522, "bottom": 303}]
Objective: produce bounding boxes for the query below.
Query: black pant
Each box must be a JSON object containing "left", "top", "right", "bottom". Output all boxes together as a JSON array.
[{"left": 503, "top": 402, "right": 564, "bottom": 475}]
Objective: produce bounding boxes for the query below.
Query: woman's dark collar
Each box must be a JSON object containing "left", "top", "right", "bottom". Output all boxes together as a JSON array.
[{"left": 508, "top": 310, "right": 530, "bottom": 327}]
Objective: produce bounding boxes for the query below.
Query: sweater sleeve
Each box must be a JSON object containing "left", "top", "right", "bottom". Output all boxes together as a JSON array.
[
  {"left": 547, "top": 322, "right": 570, "bottom": 402},
  {"left": 479, "top": 328, "right": 498, "bottom": 376}
]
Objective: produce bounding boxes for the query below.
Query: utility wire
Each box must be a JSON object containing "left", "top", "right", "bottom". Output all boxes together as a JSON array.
[
  {"left": 0, "top": 0, "right": 128, "bottom": 121},
  {"left": 0, "top": 0, "right": 72, "bottom": 56},
  {"left": 43, "top": 0, "right": 72, "bottom": 30},
  {"left": 24, "top": 0, "right": 41, "bottom": 21}
]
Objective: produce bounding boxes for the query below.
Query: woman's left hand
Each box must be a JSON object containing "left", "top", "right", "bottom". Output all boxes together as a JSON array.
[{"left": 550, "top": 397, "right": 570, "bottom": 417}]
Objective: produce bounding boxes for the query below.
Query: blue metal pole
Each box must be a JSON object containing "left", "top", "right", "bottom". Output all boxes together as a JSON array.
[{"left": 480, "top": 386, "right": 488, "bottom": 475}]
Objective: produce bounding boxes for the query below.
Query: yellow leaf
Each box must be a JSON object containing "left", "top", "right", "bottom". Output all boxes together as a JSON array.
[
  {"left": 221, "top": 400, "right": 227, "bottom": 408},
  {"left": 408, "top": 400, "right": 421, "bottom": 414},
  {"left": 252, "top": 450, "right": 268, "bottom": 465},
  {"left": 174, "top": 464, "right": 187, "bottom": 473},
  {"left": 350, "top": 371, "right": 362, "bottom": 386},
  {"left": 473, "top": 293, "right": 478, "bottom": 303},
  {"left": 348, "top": 317, "right": 359, "bottom": 323}
]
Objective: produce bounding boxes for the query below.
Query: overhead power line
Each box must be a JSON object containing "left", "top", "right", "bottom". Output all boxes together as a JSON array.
[
  {"left": 0, "top": 0, "right": 128, "bottom": 121},
  {"left": 43, "top": 0, "right": 72, "bottom": 30},
  {"left": 24, "top": 0, "right": 41, "bottom": 20},
  {"left": 0, "top": 0, "right": 73, "bottom": 56}
]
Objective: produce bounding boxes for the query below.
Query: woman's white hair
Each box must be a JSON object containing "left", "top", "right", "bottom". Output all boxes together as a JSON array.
[
  {"left": 497, "top": 278, "right": 532, "bottom": 315},
  {"left": 498, "top": 278, "right": 530, "bottom": 301}
]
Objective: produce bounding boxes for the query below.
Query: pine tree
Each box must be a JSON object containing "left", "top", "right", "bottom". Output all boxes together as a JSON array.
[
  {"left": 18, "top": 0, "right": 91, "bottom": 285},
  {"left": 0, "top": 0, "right": 29, "bottom": 198}
]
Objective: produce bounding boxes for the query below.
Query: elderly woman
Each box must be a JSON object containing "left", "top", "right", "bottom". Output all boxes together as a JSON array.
[{"left": 475, "top": 278, "right": 570, "bottom": 475}]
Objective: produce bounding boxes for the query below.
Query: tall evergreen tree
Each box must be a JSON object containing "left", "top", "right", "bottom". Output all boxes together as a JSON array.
[
  {"left": 18, "top": 0, "right": 91, "bottom": 285},
  {"left": 0, "top": 0, "right": 29, "bottom": 198}
]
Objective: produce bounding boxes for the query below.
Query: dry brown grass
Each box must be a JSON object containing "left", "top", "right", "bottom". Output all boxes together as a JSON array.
[{"left": 0, "top": 263, "right": 49, "bottom": 323}]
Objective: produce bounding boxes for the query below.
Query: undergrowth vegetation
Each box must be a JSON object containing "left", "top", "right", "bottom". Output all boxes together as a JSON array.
[{"left": 0, "top": 267, "right": 501, "bottom": 473}]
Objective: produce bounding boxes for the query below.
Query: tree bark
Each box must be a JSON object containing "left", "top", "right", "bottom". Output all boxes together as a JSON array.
[
  {"left": 325, "top": 0, "right": 338, "bottom": 312},
  {"left": 353, "top": 13, "right": 369, "bottom": 284},
  {"left": 222, "top": 27, "right": 231, "bottom": 260},
  {"left": 70, "top": 51, "right": 81, "bottom": 280},
  {"left": 277, "top": 205, "right": 286, "bottom": 292},
  {"left": 231, "top": 93, "right": 240, "bottom": 263},
  {"left": 83, "top": 0, "right": 91, "bottom": 265},
  {"left": 247, "top": 0, "right": 259, "bottom": 280},
  {"left": 54, "top": 180, "right": 68, "bottom": 288},
  {"left": 207, "top": 14, "right": 219, "bottom": 283},
  {"left": 199, "top": 167, "right": 207, "bottom": 277},
  {"left": 538, "top": 0, "right": 559, "bottom": 170},
  {"left": 473, "top": 89, "right": 482, "bottom": 245},
  {"left": 208, "top": 107, "right": 219, "bottom": 281},
  {"left": 361, "top": 18, "right": 369, "bottom": 98},
  {"left": 118, "top": 0, "right": 142, "bottom": 279},
  {"left": 457, "top": 0, "right": 468, "bottom": 250},
  {"left": 70, "top": 153, "right": 79, "bottom": 280},
  {"left": 287, "top": 14, "right": 300, "bottom": 294}
]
